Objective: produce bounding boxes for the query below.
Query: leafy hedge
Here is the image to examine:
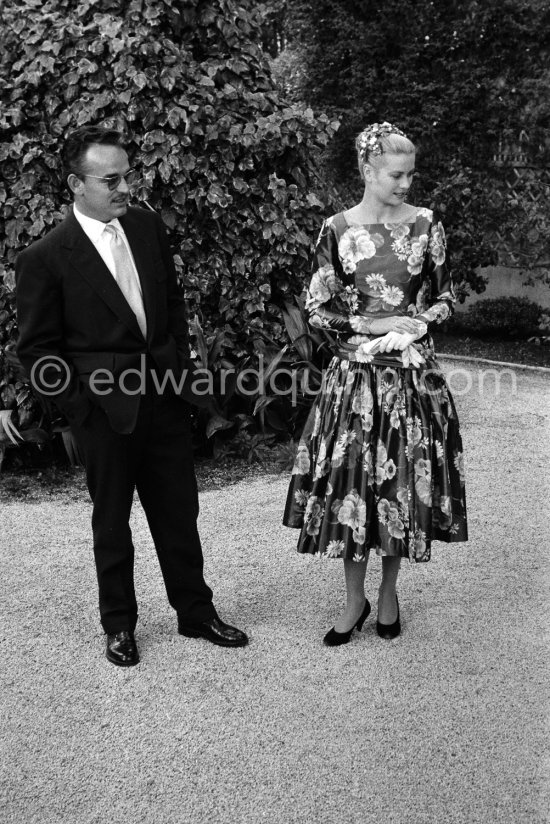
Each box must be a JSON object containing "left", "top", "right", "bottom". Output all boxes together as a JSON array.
[
  {"left": 270, "top": 0, "right": 550, "bottom": 298},
  {"left": 0, "top": 0, "right": 339, "bottom": 462},
  {"left": 449, "top": 297, "right": 545, "bottom": 339}
]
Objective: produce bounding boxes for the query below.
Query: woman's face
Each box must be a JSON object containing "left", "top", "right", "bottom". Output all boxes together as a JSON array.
[{"left": 366, "top": 152, "right": 416, "bottom": 207}]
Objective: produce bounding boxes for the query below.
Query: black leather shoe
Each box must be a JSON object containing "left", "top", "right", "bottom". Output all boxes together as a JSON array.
[
  {"left": 106, "top": 631, "right": 140, "bottom": 666},
  {"left": 178, "top": 616, "right": 249, "bottom": 647},
  {"left": 376, "top": 595, "right": 401, "bottom": 639},
  {"left": 323, "top": 598, "right": 371, "bottom": 646}
]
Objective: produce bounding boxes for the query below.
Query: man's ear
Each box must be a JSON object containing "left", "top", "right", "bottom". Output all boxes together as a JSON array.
[{"left": 67, "top": 173, "right": 83, "bottom": 195}]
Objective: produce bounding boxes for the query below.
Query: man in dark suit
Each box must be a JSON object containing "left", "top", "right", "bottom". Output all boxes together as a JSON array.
[{"left": 16, "top": 125, "right": 248, "bottom": 666}]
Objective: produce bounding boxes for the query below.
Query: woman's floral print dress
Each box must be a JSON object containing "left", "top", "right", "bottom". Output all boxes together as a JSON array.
[{"left": 283, "top": 209, "right": 468, "bottom": 563}]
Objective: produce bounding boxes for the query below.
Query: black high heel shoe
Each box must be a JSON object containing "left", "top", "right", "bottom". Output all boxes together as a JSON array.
[
  {"left": 323, "top": 598, "right": 371, "bottom": 646},
  {"left": 376, "top": 595, "right": 401, "bottom": 639}
]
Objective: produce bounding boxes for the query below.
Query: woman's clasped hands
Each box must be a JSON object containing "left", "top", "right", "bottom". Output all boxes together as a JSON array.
[
  {"left": 373, "top": 331, "right": 425, "bottom": 368},
  {"left": 352, "top": 314, "right": 426, "bottom": 368}
]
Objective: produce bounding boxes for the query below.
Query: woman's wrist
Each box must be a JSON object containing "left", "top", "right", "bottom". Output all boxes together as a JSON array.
[
  {"left": 367, "top": 318, "right": 387, "bottom": 335},
  {"left": 350, "top": 316, "right": 375, "bottom": 334},
  {"left": 411, "top": 319, "right": 428, "bottom": 339},
  {"left": 350, "top": 316, "right": 427, "bottom": 337}
]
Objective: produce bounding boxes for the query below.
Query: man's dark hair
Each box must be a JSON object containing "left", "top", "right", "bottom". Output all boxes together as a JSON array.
[{"left": 62, "top": 125, "right": 126, "bottom": 181}]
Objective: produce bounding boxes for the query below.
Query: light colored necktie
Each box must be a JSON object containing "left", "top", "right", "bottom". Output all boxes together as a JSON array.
[{"left": 104, "top": 224, "right": 147, "bottom": 338}]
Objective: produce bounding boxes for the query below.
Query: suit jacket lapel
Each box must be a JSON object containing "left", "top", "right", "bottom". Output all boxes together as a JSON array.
[{"left": 62, "top": 212, "right": 145, "bottom": 342}]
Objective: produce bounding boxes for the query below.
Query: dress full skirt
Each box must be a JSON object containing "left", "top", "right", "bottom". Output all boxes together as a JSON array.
[{"left": 283, "top": 352, "right": 468, "bottom": 563}]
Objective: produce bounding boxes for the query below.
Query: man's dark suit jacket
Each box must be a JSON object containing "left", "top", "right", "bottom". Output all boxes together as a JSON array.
[{"left": 16, "top": 206, "right": 202, "bottom": 434}]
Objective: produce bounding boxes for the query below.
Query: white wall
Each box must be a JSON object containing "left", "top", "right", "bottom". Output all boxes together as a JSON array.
[{"left": 456, "top": 266, "right": 550, "bottom": 311}]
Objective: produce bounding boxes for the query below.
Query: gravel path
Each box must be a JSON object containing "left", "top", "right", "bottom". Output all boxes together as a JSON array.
[{"left": 1, "top": 359, "right": 549, "bottom": 824}]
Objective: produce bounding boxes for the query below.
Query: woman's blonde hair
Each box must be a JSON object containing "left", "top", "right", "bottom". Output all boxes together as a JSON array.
[{"left": 355, "top": 127, "right": 416, "bottom": 180}]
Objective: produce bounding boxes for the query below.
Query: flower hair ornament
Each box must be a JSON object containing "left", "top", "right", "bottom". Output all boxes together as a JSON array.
[{"left": 358, "top": 121, "right": 407, "bottom": 161}]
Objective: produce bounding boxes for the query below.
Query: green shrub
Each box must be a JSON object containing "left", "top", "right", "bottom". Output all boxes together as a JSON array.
[
  {"left": 269, "top": 0, "right": 550, "bottom": 298},
  {"left": 0, "top": 0, "right": 339, "bottom": 462},
  {"left": 451, "top": 297, "right": 544, "bottom": 339}
]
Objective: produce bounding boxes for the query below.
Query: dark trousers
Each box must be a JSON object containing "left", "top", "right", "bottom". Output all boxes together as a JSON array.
[{"left": 73, "top": 390, "right": 215, "bottom": 634}]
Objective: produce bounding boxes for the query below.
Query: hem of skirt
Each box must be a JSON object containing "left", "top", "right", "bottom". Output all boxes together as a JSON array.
[
  {"left": 295, "top": 549, "right": 427, "bottom": 562},
  {"left": 294, "top": 550, "right": 430, "bottom": 563},
  {"left": 294, "top": 536, "right": 468, "bottom": 563}
]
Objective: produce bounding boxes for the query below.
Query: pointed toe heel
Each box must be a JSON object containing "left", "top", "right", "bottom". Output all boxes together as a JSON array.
[
  {"left": 376, "top": 596, "right": 401, "bottom": 639},
  {"left": 323, "top": 598, "right": 371, "bottom": 647}
]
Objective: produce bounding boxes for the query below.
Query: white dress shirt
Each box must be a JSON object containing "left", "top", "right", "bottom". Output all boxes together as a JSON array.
[{"left": 73, "top": 205, "right": 144, "bottom": 298}]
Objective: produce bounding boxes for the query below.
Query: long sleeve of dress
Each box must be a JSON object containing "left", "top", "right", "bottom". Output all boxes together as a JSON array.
[
  {"left": 304, "top": 219, "right": 358, "bottom": 334},
  {"left": 415, "top": 219, "right": 456, "bottom": 326}
]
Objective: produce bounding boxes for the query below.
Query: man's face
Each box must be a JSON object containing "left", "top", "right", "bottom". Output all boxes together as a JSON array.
[{"left": 70, "top": 143, "right": 131, "bottom": 222}]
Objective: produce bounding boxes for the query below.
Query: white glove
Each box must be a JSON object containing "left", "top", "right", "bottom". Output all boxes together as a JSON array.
[
  {"left": 401, "top": 345, "right": 425, "bottom": 368},
  {"left": 369, "top": 332, "right": 425, "bottom": 368},
  {"left": 375, "top": 331, "right": 416, "bottom": 352}
]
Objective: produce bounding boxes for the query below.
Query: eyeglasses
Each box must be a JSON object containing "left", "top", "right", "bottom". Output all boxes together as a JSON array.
[{"left": 81, "top": 170, "right": 140, "bottom": 190}]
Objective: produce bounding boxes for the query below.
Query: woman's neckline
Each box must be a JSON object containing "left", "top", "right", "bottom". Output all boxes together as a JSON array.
[{"left": 341, "top": 207, "right": 420, "bottom": 227}]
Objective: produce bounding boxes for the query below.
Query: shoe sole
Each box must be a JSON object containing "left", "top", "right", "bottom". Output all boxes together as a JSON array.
[
  {"left": 178, "top": 628, "right": 248, "bottom": 647},
  {"left": 106, "top": 652, "right": 140, "bottom": 666},
  {"left": 324, "top": 599, "right": 372, "bottom": 645},
  {"left": 323, "top": 636, "right": 352, "bottom": 646}
]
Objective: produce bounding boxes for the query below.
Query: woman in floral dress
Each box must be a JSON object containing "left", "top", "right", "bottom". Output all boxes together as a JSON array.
[{"left": 283, "top": 122, "right": 468, "bottom": 645}]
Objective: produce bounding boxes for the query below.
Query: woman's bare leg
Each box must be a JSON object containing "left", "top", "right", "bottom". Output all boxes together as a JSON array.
[
  {"left": 378, "top": 556, "right": 401, "bottom": 624},
  {"left": 333, "top": 557, "right": 369, "bottom": 632}
]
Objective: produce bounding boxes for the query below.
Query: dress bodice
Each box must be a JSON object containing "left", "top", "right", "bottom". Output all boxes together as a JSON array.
[{"left": 304, "top": 208, "right": 456, "bottom": 337}]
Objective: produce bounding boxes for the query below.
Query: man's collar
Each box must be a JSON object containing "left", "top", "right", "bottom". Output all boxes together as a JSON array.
[{"left": 73, "top": 204, "right": 122, "bottom": 242}]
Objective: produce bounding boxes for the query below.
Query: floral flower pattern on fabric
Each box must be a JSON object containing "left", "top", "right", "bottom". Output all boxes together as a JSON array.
[
  {"left": 338, "top": 227, "right": 384, "bottom": 274},
  {"left": 305, "top": 264, "right": 343, "bottom": 312},
  {"left": 380, "top": 284, "right": 404, "bottom": 307},
  {"left": 334, "top": 490, "right": 367, "bottom": 544},
  {"left": 428, "top": 222, "right": 446, "bottom": 266},
  {"left": 283, "top": 208, "right": 467, "bottom": 562}
]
